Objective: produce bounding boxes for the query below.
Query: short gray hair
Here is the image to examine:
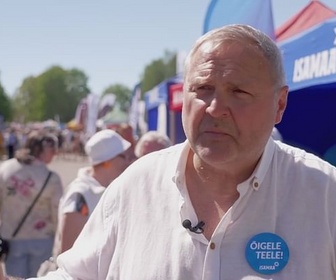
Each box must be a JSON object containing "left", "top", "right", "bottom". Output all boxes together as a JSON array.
[
  {"left": 184, "top": 24, "right": 286, "bottom": 88},
  {"left": 135, "top": 131, "right": 172, "bottom": 158}
]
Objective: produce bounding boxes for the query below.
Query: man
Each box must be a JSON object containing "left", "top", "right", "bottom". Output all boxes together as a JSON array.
[
  {"left": 25, "top": 25, "right": 336, "bottom": 279},
  {"left": 36, "top": 129, "right": 132, "bottom": 276},
  {"left": 55, "top": 129, "right": 132, "bottom": 253}
]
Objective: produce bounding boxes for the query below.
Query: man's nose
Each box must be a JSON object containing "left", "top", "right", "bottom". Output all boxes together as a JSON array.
[{"left": 205, "top": 92, "right": 231, "bottom": 118}]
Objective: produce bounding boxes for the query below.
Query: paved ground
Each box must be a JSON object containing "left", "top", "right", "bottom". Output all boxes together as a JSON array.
[{"left": 48, "top": 155, "right": 89, "bottom": 189}]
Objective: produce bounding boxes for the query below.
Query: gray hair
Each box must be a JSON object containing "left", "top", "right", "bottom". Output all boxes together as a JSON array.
[
  {"left": 184, "top": 24, "right": 286, "bottom": 88},
  {"left": 135, "top": 131, "right": 172, "bottom": 158}
]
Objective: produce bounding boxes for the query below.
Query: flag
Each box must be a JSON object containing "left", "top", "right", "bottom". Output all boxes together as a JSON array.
[
  {"left": 85, "top": 93, "right": 100, "bottom": 138},
  {"left": 128, "top": 83, "right": 142, "bottom": 137},
  {"left": 203, "top": 0, "right": 275, "bottom": 39}
]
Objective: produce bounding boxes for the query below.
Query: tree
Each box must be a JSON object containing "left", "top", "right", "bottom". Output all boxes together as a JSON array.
[
  {"left": 102, "top": 83, "right": 132, "bottom": 112},
  {"left": 12, "top": 76, "right": 41, "bottom": 122},
  {"left": 13, "top": 66, "right": 90, "bottom": 123},
  {"left": 0, "top": 81, "right": 12, "bottom": 122},
  {"left": 141, "top": 50, "right": 177, "bottom": 96}
]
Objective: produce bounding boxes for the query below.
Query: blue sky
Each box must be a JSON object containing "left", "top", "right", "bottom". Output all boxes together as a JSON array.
[{"left": 1, "top": 0, "right": 336, "bottom": 96}]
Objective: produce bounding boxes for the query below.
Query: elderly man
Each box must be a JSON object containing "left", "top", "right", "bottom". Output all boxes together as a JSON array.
[{"left": 22, "top": 25, "right": 336, "bottom": 280}]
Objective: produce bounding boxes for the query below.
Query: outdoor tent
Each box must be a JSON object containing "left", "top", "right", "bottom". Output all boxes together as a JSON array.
[
  {"left": 275, "top": 0, "right": 336, "bottom": 42},
  {"left": 276, "top": 16, "right": 336, "bottom": 160},
  {"left": 144, "top": 75, "right": 186, "bottom": 144}
]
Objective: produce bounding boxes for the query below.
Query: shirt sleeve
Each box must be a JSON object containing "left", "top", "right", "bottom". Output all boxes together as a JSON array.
[
  {"left": 61, "top": 192, "right": 82, "bottom": 213},
  {"left": 62, "top": 192, "right": 88, "bottom": 216}
]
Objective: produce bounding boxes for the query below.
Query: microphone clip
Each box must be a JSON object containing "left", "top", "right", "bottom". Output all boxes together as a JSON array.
[{"left": 182, "top": 219, "right": 205, "bottom": 234}]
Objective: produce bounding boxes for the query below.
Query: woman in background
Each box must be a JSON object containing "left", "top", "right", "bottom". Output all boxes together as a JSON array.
[{"left": 0, "top": 130, "right": 63, "bottom": 278}]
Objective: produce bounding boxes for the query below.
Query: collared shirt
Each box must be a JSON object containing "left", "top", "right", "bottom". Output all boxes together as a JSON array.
[{"left": 29, "top": 139, "right": 336, "bottom": 280}]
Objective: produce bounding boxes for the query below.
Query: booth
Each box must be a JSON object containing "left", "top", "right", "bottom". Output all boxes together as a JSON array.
[
  {"left": 145, "top": 76, "right": 186, "bottom": 144},
  {"left": 277, "top": 17, "right": 336, "bottom": 159},
  {"left": 168, "top": 83, "right": 185, "bottom": 144}
]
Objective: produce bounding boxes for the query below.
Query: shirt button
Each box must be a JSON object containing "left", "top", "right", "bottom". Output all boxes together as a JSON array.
[{"left": 210, "top": 242, "right": 216, "bottom": 250}]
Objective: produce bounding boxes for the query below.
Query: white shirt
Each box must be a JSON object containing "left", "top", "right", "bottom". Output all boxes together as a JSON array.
[
  {"left": 29, "top": 139, "right": 336, "bottom": 280},
  {"left": 61, "top": 167, "right": 105, "bottom": 216},
  {"left": 52, "top": 167, "right": 106, "bottom": 257}
]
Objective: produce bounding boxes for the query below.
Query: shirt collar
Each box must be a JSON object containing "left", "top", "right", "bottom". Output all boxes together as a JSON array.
[
  {"left": 173, "top": 138, "right": 276, "bottom": 193},
  {"left": 238, "top": 137, "right": 276, "bottom": 194}
]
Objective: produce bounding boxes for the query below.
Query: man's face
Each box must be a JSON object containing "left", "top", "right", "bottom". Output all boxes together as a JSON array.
[{"left": 182, "top": 40, "right": 288, "bottom": 168}]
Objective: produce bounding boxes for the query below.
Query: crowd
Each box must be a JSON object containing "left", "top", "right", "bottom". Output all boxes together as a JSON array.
[
  {"left": 1, "top": 24, "right": 336, "bottom": 279},
  {"left": 0, "top": 124, "right": 171, "bottom": 279}
]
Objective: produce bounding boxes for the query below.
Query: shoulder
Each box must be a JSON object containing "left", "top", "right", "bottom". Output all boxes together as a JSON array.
[
  {"left": 0, "top": 159, "right": 21, "bottom": 179},
  {"left": 0, "top": 158, "right": 19, "bottom": 170},
  {"left": 48, "top": 171, "right": 63, "bottom": 188},
  {"left": 274, "top": 141, "right": 336, "bottom": 184},
  {"left": 64, "top": 174, "right": 100, "bottom": 202}
]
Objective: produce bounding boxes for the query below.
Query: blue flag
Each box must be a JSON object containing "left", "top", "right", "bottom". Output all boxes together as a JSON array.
[{"left": 203, "top": 0, "right": 275, "bottom": 39}]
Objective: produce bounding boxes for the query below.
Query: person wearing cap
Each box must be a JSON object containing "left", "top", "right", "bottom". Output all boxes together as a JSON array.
[{"left": 37, "top": 129, "right": 132, "bottom": 276}]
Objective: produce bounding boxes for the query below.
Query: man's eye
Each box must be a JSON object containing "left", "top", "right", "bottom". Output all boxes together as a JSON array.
[
  {"left": 233, "top": 88, "right": 251, "bottom": 96},
  {"left": 196, "top": 85, "right": 214, "bottom": 93}
]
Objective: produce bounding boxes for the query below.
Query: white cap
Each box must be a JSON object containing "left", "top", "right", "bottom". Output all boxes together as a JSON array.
[{"left": 85, "top": 129, "right": 131, "bottom": 165}]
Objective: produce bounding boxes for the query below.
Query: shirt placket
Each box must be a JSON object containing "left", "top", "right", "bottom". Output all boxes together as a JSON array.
[
  {"left": 201, "top": 210, "right": 233, "bottom": 280},
  {"left": 201, "top": 180, "right": 254, "bottom": 280}
]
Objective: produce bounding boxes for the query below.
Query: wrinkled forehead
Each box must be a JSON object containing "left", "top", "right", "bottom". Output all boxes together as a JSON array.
[
  {"left": 193, "top": 38, "right": 265, "bottom": 64},
  {"left": 183, "top": 38, "right": 277, "bottom": 90}
]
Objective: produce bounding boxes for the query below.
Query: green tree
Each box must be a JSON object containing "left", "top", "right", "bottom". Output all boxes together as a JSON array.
[
  {"left": 141, "top": 50, "right": 177, "bottom": 96},
  {"left": 0, "top": 82, "right": 12, "bottom": 122},
  {"left": 39, "top": 66, "right": 90, "bottom": 122},
  {"left": 13, "top": 66, "right": 90, "bottom": 123},
  {"left": 102, "top": 83, "right": 132, "bottom": 111},
  {"left": 13, "top": 76, "right": 41, "bottom": 122}
]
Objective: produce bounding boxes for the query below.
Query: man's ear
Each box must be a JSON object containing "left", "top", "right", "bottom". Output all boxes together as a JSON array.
[{"left": 275, "top": 86, "right": 289, "bottom": 124}]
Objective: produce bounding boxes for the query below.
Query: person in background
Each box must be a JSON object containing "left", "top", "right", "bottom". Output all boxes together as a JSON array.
[
  {"left": 114, "top": 123, "right": 137, "bottom": 163},
  {"left": 114, "top": 123, "right": 137, "bottom": 148},
  {"left": 57, "top": 129, "right": 132, "bottom": 253},
  {"left": 22, "top": 24, "right": 336, "bottom": 279},
  {"left": 36, "top": 129, "right": 133, "bottom": 277},
  {"left": 4, "top": 129, "right": 18, "bottom": 159},
  {"left": 134, "top": 131, "right": 172, "bottom": 158},
  {"left": 0, "top": 131, "right": 5, "bottom": 160},
  {"left": 0, "top": 131, "right": 63, "bottom": 278}
]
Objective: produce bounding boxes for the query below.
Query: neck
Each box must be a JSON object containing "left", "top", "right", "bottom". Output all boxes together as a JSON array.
[
  {"left": 91, "top": 167, "right": 118, "bottom": 187},
  {"left": 191, "top": 149, "right": 262, "bottom": 192}
]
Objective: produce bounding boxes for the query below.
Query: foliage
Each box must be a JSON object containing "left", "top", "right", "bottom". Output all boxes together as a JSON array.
[
  {"left": 13, "top": 66, "right": 90, "bottom": 123},
  {"left": 102, "top": 83, "right": 132, "bottom": 112},
  {"left": 5, "top": 49, "right": 178, "bottom": 123},
  {"left": 0, "top": 82, "right": 12, "bottom": 122},
  {"left": 140, "top": 50, "right": 177, "bottom": 97}
]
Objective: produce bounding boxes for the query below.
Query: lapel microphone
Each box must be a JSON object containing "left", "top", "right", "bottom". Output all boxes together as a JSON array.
[{"left": 182, "top": 219, "right": 205, "bottom": 234}]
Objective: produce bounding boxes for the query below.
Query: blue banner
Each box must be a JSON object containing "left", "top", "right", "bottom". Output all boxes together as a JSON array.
[
  {"left": 279, "top": 17, "right": 336, "bottom": 91},
  {"left": 203, "top": 0, "right": 275, "bottom": 39}
]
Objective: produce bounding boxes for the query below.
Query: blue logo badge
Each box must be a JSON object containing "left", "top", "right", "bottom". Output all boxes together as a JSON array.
[{"left": 245, "top": 232, "right": 289, "bottom": 275}]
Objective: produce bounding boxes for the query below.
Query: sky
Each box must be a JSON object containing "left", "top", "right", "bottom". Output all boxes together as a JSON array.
[{"left": 1, "top": 0, "right": 336, "bottom": 97}]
